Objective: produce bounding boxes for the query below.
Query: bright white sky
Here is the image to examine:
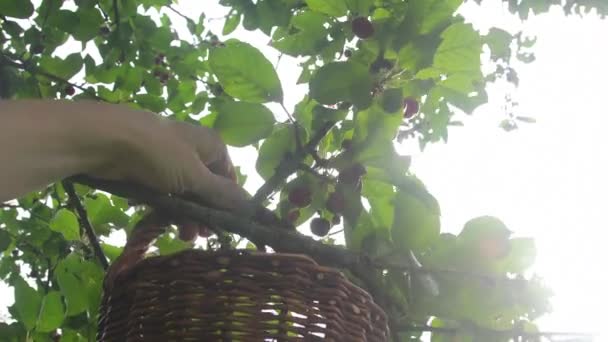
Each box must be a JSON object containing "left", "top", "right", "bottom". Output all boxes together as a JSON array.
[{"left": 2, "top": 1, "right": 606, "bottom": 340}]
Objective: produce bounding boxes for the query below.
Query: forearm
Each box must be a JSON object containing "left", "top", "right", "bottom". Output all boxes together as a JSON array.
[{"left": 0, "top": 99, "right": 153, "bottom": 202}]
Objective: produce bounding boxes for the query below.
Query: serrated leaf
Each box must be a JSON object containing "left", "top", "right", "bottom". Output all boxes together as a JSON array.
[
  {"left": 209, "top": 40, "right": 283, "bottom": 103},
  {"left": 213, "top": 100, "right": 275, "bottom": 147},
  {"left": 305, "top": 0, "right": 347, "bottom": 17},
  {"left": 309, "top": 62, "right": 373, "bottom": 109},
  {"left": 0, "top": 0, "right": 34, "bottom": 18},
  {"left": 49, "top": 209, "right": 80, "bottom": 241},
  {"left": 36, "top": 291, "right": 64, "bottom": 332},
  {"left": 433, "top": 23, "right": 483, "bottom": 94},
  {"left": 13, "top": 277, "right": 42, "bottom": 330}
]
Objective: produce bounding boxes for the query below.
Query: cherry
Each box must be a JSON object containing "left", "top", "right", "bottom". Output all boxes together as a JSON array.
[
  {"left": 99, "top": 26, "right": 110, "bottom": 36},
  {"left": 326, "top": 191, "right": 345, "bottom": 214},
  {"left": 332, "top": 215, "right": 341, "bottom": 226},
  {"left": 287, "top": 210, "right": 300, "bottom": 223},
  {"left": 403, "top": 97, "right": 419, "bottom": 119},
  {"left": 31, "top": 44, "right": 44, "bottom": 55},
  {"left": 341, "top": 139, "right": 352, "bottom": 151},
  {"left": 64, "top": 85, "right": 75, "bottom": 96},
  {"left": 310, "top": 217, "right": 330, "bottom": 237},
  {"left": 288, "top": 186, "right": 312, "bottom": 208},
  {"left": 338, "top": 163, "right": 366, "bottom": 185},
  {"left": 352, "top": 17, "right": 374, "bottom": 39}
]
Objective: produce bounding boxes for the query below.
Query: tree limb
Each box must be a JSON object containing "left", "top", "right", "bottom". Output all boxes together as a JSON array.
[{"left": 63, "top": 181, "right": 109, "bottom": 270}]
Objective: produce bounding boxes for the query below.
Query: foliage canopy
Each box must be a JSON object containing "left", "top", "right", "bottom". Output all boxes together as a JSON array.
[{"left": 0, "top": 0, "right": 605, "bottom": 340}]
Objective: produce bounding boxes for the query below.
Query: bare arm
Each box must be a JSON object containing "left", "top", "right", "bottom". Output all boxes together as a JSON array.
[{"left": 0, "top": 99, "right": 249, "bottom": 211}]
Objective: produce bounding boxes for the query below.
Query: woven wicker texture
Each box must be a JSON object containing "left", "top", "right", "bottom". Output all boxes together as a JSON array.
[
  {"left": 98, "top": 250, "right": 389, "bottom": 341},
  {"left": 97, "top": 216, "right": 389, "bottom": 341}
]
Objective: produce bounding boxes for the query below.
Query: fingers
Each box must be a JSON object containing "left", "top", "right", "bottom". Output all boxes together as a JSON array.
[
  {"left": 169, "top": 120, "right": 236, "bottom": 180},
  {"left": 189, "top": 162, "right": 252, "bottom": 214}
]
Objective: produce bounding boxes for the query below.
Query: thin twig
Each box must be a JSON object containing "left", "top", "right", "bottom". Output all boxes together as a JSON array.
[
  {"left": 112, "top": 0, "right": 120, "bottom": 33},
  {"left": 62, "top": 181, "right": 109, "bottom": 270},
  {"left": 252, "top": 121, "right": 336, "bottom": 204},
  {"left": 298, "top": 163, "right": 334, "bottom": 183},
  {"left": 167, "top": 5, "right": 192, "bottom": 22},
  {"left": 1, "top": 53, "right": 107, "bottom": 102}
]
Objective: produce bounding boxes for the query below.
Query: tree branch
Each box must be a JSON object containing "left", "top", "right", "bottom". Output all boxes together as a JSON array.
[
  {"left": 0, "top": 53, "right": 108, "bottom": 102},
  {"left": 62, "top": 181, "right": 109, "bottom": 270},
  {"left": 69, "top": 175, "right": 363, "bottom": 269},
  {"left": 252, "top": 121, "right": 335, "bottom": 204},
  {"left": 394, "top": 324, "right": 595, "bottom": 340}
]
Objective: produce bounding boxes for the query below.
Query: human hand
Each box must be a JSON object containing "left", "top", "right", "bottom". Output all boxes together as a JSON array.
[{"left": 86, "top": 108, "right": 251, "bottom": 215}]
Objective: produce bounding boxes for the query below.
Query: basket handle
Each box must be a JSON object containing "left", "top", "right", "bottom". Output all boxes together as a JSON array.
[{"left": 103, "top": 211, "right": 170, "bottom": 290}]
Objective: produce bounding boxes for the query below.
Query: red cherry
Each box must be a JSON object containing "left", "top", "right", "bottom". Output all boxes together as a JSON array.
[
  {"left": 288, "top": 187, "right": 312, "bottom": 208},
  {"left": 341, "top": 139, "right": 352, "bottom": 151},
  {"left": 332, "top": 215, "right": 341, "bottom": 226},
  {"left": 352, "top": 17, "right": 374, "bottom": 39},
  {"left": 287, "top": 210, "right": 300, "bottom": 223},
  {"left": 326, "top": 191, "right": 345, "bottom": 214},
  {"left": 338, "top": 163, "right": 366, "bottom": 185},
  {"left": 403, "top": 97, "right": 419, "bottom": 119},
  {"left": 310, "top": 218, "right": 330, "bottom": 237},
  {"left": 64, "top": 85, "right": 75, "bottom": 96}
]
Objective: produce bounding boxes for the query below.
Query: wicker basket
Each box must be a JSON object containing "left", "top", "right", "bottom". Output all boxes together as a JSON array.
[{"left": 97, "top": 215, "right": 389, "bottom": 341}]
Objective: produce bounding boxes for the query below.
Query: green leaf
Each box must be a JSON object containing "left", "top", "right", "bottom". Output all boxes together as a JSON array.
[
  {"left": 49, "top": 209, "right": 80, "bottom": 241},
  {"left": 433, "top": 23, "right": 482, "bottom": 94},
  {"left": 36, "top": 291, "right": 64, "bottom": 332},
  {"left": 256, "top": 124, "right": 306, "bottom": 180},
  {"left": 501, "top": 237, "right": 536, "bottom": 273},
  {"left": 305, "top": 0, "right": 348, "bottom": 17},
  {"left": 344, "top": 0, "right": 373, "bottom": 16},
  {"left": 223, "top": 12, "right": 241, "bottom": 35},
  {"left": 135, "top": 94, "right": 165, "bottom": 113},
  {"left": 55, "top": 260, "right": 89, "bottom": 316},
  {"left": 272, "top": 11, "right": 328, "bottom": 57},
  {"left": 0, "top": 229, "right": 12, "bottom": 252},
  {"left": 39, "top": 53, "right": 83, "bottom": 80},
  {"left": 84, "top": 194, "right": 129, "bottom": 236},
  {"left": 73, "top": 8, "right": 104, "bottom": 41},
  {"left": 13, "top": 277, "right": 42, "bottom": 330},
  {"left": 309, "top": 62, "right": 373, "bottom": 109},
  {"left": 101, "top": 243, "right": 123, "bottom": 263},
  {"left": 209, "top": 40, "right": 283, "bottom": 103},
  {"left": 156, "top": 233, "right": 190, "bottom": 256},
  {"left": 117, "top": 66, "right": 144, "bottom": 94},
  {"left": 484, "top": 27, "right": 512, "bottom": 61},
  {"left": 213, "top": 100, "right": 276, "bottom": 147},
  {"left": 392, "top": 190, "right": 440, "bottom": 253},
  {"left": 0, "top": 0, "right": 34, "bottom": 18}
]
